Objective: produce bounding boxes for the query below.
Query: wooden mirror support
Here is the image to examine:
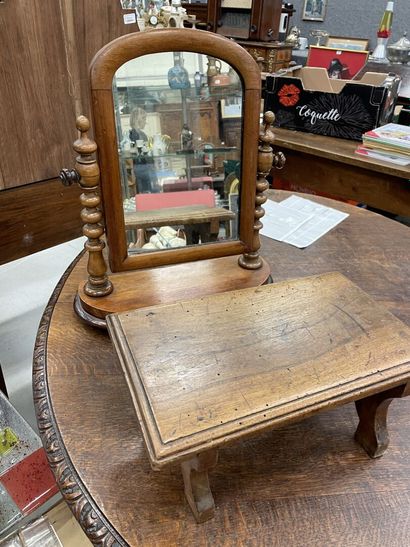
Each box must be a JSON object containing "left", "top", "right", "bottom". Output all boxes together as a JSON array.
[
  {"left": 239, "top": 110, "right": 285, "bottom": 270},
  {"left": 61, "top": 29, "right": 287, "bottom": 327},
  {"left": 60, "top": 116, "right": 113, "bottom": 299}
]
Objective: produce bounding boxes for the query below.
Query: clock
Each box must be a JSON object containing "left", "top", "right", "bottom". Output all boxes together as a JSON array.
[{"left": 149, "top": 14, "right": 158, "bottom": 26}]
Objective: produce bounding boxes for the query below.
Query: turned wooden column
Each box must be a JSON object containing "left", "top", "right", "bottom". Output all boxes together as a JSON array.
[
  {"left": 239, "top": 110, "right": 284, "bottom": 270},
  {"left": 62, "top": 116, "right": 113, "bottom": 298}
]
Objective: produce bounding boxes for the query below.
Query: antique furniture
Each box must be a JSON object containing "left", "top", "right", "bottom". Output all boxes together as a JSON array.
[
  {"left": 34, "top": 190, "right": 410, "bottom": 544},
  {"left": 270, "top": 127, "right": 410, "bottom": 216},
  {"left": 107, "top": 270, "right": 410, "bottom": 522},
  {"left": 237, "top": 40, "right": 293, "bottom": 73},
  {"left": 207, "top": 0, "right": 282, "bottom": 41},
  {"left": 61, "top": 29, "right": 287, "bottom": 326}
]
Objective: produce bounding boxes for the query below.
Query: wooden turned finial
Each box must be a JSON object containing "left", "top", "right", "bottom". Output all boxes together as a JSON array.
[
  {"left": 71, "top": 115, "right": 113, "bottom": 298},
  {"left": 239, "top": 111, "right": 277, "bottom": 271}
]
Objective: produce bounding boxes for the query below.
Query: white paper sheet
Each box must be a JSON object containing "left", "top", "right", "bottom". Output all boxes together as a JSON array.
[{"left": 260, "top": 195, "right": 349, "bottom": 248}]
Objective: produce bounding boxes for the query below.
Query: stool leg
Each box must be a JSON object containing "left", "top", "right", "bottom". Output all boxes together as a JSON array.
[
  {"left": 181, "top": 449, "right": 218, "bottom": 522},
  {"left": 354, "top": 382, "right": 409, "bottom": 458}
]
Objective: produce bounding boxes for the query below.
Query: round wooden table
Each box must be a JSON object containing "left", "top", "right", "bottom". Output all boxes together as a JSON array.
[{"left": 34, "top": 191, "right": 410, "bottom": 546}]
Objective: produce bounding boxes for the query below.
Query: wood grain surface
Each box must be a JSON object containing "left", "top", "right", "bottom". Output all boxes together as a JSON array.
[
  {"left": 79, "top": 255, "right": 271, "bottom": 319},
  {"left": 107, "top": 272, "right": 410, "bottom": 467},
  {"left": 271, "top": 128, "right": 410, "bottom": 216},
  {"left": 34, "top": 191, "right": 410, "bottom": 546},
  {"left": 124, "top": 205, "right": 235, "bottom": 230},
  {"left": 0, "top": 178, "right": 82, "bottom": 265},
  {"left": 0, "top": 0, "right": 137, "bottom": 264}
]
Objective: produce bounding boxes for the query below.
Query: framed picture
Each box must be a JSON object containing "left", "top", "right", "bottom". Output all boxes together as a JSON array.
[
  {"left": 302, "top": 0, "right": 327, "bottom": 21},
  {"left": 220, "top": 97, "right": 242, "bottom": 119},
  {"left": 325, "top": 36, "right": 369, "bottom": 52},
  {"left": 307, "top": 46, "right": 369, "bottom": 80}
]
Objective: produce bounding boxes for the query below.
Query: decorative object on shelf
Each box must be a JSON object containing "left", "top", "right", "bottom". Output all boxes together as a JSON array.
[
  {"left": 152, "top": 134, "right": 170, "bottom": 155},
  {"left": 370, "top": 1, "right": 394, "bottom": 64},
  {"left": 302, "top": 0, "right": 327, "bottom": 22},
  {"left": 168, "top": 51, "right": 191, "bottom": 89},
  {"left": 284, "top": 26, "right": 300, "bottom": 48},
  {"left": 325, "top": 36, "right": 369, "bottom": 52},
  {"left": 206, "top": 56, "right": 222, "bottom": 86},
  {"left": 180, "top": 124, "right": 193, "bottom": 151},
  {"left": 136, "top": 0, "right": 189, "bottom": 30},
  {"left": 167, "top": 51, "right": 191, "bottom": 89},
  {"left": 227, "top": 66, "right": 241, "bottom": 88},
  {"left": 309, "top": 29, "right": 329, "bottom": 47},
  {"left": 387, "top": 32, "right": 410, "bottom": 64},
  {"left": 194, "top": 70, "right": 202, "bottom": 95}
]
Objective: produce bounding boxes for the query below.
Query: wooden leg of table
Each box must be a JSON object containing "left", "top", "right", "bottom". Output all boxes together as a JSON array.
[
  {"left": 354, "top": 382, "right": 410, "bottom": 458},
  {"left": 181, "top": 449, "right": 218, "bottom": 523}
]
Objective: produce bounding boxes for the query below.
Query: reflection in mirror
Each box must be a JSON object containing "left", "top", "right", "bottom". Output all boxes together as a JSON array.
[{"left": 113, "top": 52, "right": 243, "bottom": 255}]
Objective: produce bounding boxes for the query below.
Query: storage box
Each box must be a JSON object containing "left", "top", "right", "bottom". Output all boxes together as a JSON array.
[{"left": 264, "top": 67, "right": 398, "bottom": 141}]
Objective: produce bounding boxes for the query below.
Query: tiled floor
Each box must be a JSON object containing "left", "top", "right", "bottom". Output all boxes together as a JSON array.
[
  {"left": 0, "top": 237, "right": 85, "bottom": 431},
  {"left": 0, "top": 237, "right": 89, "bottom": 544}
]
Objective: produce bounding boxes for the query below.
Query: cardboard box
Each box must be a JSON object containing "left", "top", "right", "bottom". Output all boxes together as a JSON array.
[{"left": 264, "top": 68, "right": 396, "bottom": 141}]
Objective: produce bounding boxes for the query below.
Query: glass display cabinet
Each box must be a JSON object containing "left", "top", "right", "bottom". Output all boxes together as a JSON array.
[{"left": 61, "top": 28, "right": 284, "bottom": 326}]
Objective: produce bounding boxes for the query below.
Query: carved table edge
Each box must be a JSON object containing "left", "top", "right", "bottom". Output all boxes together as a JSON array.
[{"left": 32, "top": 251, "right": 128, "bottom": 547}]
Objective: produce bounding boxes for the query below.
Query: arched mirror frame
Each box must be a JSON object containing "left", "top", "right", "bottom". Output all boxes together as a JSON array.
[{"left": 90, "top": 29, "right": 261, "bottom": 273}]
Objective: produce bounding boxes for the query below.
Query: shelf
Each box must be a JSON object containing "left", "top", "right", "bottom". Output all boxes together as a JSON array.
[{"left": 120, "top": 147, "right": 239, "bottom": 160}]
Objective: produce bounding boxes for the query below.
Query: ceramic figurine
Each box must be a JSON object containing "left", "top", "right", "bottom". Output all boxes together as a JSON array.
[{"left": 285, "top": 26, "right": 300, "bottom": 48}]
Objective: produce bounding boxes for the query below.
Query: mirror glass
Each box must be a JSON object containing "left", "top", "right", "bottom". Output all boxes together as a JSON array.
[{"left": 113, "top": 52, "right": 243, "bottom": 255}]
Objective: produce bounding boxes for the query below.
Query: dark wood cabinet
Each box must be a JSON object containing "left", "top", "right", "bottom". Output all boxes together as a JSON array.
[
  {"left": 156, "top": 101, "right": 220, "bottom": 148},
  {"left": 0, "top": 0, "right": 137, "bottom": 264},
  {"left": 237, "top": 40, "right": 293, "bottom": 73},
  {"left": 207, "top": 0, "right": 282, "bottom": 41}
]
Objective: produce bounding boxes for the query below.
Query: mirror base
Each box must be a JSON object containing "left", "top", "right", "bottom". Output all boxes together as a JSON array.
[{"left": 75, "top": 255, "right": 271, "bottom": 328}]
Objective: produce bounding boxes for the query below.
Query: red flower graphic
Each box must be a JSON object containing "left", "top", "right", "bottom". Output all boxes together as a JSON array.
[{"left": 278, "top": 84, "right": 301, "bottom": 107}]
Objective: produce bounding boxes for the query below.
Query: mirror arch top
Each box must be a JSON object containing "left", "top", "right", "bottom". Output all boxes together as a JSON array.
[
  {"left": 90, "top": 29, "right": 261, "bottom": 91},
  {"left": 89, "top": 28, "right": 261, "bottom": 273}
]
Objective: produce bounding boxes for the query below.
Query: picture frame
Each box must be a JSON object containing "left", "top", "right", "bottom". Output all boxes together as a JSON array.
[
  {"left": 307, "top": 46, "right": 369, "bottom": 80},
  {"left": 325, "top": 36, "right": 370, "bottom": 52},
  {"left": 302, "top": 0, "right": 327, "bottom": 21},
  {"left": 220, "top": 97, "right": 242, "bottom": 119}
]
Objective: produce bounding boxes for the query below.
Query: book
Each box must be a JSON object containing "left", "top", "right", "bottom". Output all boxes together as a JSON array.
[
  {"left": 360, "top": 140, "right": 410, "bottom": 157},
  {"left": 355, "top": 145, "right": 410, "bottom": 166},
  {"left": 363, "top": 123, "right": 410, "bottom": 154}
]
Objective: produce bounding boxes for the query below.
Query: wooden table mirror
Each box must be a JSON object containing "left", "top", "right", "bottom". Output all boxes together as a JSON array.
[{"left": 61, "top": 29, "right": 284, "bottom": 327}]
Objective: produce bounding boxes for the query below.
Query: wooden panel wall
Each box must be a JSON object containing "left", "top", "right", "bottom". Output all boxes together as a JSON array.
[
  {"left": 0, "top": 179, "right": 82, "bottom": 265},
  {"left": 0, "top": 0, "right": 76, "bottom": 189},
  {"left": 0, "top": 0, "right": 138, "bottom": 263}
]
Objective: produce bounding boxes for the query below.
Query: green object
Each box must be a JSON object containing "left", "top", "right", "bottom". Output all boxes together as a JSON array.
[{"left": 0, "top": 428, "right": 19, "bottom": 456}]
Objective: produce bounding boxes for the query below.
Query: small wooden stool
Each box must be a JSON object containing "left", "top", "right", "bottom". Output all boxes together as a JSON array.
[{"left": 107, "top": 272, "right": 410, "bottom": 523}]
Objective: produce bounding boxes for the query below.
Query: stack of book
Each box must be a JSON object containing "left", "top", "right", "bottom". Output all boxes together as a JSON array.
[{"left": 355, "top": 123, "right": 410, "bottom": 166}]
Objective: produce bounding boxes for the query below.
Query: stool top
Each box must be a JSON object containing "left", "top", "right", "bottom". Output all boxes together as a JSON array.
[{"left": 107, "top": 271, "right": 410, "bottom": 468}]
